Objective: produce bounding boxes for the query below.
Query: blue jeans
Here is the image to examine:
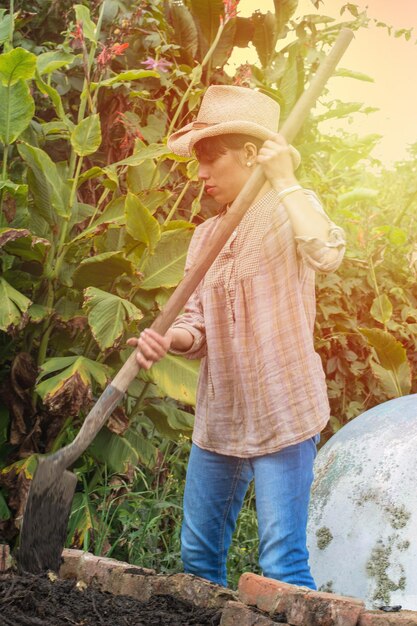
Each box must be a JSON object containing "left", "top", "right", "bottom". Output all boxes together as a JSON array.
[{"left": 181, "top": 437, "right": 318, "bottom": 588}]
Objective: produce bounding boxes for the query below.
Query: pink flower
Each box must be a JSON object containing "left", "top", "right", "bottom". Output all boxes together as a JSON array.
[{"left": 142, "top": 57, "right": 172, "bottom": 73}]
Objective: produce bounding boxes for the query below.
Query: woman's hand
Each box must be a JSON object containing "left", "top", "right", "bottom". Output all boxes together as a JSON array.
[
  {"left": 257, "top": 133, "right": 298, "bottom": 190},
  {"left": 127, "top": 328, "right": 172, "bottom": 370}
]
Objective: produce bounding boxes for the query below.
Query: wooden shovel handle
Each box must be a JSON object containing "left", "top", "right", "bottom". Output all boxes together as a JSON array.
[{"left": 58, "top": 29, "right": 353, "bottom": 469}]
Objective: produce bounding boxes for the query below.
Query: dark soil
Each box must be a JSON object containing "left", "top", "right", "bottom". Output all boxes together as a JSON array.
[{"left": 0, "top": 572, "right": 222, "bottom": 626}]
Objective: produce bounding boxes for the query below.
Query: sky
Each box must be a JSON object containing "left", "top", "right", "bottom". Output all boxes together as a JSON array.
[{"left": 229, "top": 0, "right": 417, "bottom": 166}]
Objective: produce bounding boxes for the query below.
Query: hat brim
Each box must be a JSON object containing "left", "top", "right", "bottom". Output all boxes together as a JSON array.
[{"left": 167, "top": 120, "right": 301, "bottom": 169}]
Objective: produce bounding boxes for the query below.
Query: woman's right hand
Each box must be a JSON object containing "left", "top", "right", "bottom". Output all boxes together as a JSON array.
[{"left": 127, "top": 328, "right": 172, "bottom": 370}]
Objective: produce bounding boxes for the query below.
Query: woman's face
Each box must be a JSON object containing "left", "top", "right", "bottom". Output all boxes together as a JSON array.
[{"left": 197, "top": 147, "right": 254, "bottom": 206}]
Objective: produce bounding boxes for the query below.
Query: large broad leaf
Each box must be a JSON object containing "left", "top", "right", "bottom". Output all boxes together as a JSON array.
[
  {"left": 111, "top": 144, "right": 171, "bottom": 168},
  {"left": 0, "top": 277, "right": 31, "bottom": 331},
  {"left": 90, "top": 70, "right": 158, "bottom": 91},
  {"left": 169, "top": 2, "right": 198, "bottom": 63},
  {"left": 0, "top": 47, "right": 37, "bottom": 85},
  {"left": 18, "top": 143, "right": 69, "bottom": 222},
  {"left": 73, "top": 251, "right": 135, "bottom": 289},
  {"left": 338, "top": 188, "right": 378, "bottom": 207},
  {"left": 0, "top": 227, "right": 50, "bottom": 262},
  {"left": 36, "top": 355, "right": 110, "bottom": 399},
  {"left": 35, "top": 71, "right": 67, "bottom": 122},
  {"left": 359, "top": 328, "right": 411, "bottom": 397},
  {"left": 370, "top": 361, "right": 411, "bottom": 399},
  {"left": 274, "top": 0, "right": 298, "bottom": 36},
  {"left": 145, "top": 400, "right": 194, "bottom": 439},
  {"left": 140, "top": 229, "right": 193, "bottom": 290},
  {"left": 189, "top": 0, "right": 223, "bottom": 56},
  {"left": 74, "top": 4, "right": 97, "bottom": 42},
  {"left": 252, "top": 11, "right": 277, "bottom": 68},
  {"left": 71, "top": 113, "right": 102, "bottom": 157},
  {"left": 370, "top": 294, "right": 393, "bottom": 325},
  {"left": 0, "top": 81, "right": 35, "bottom": 144},
  {"left": 125, "top": 193, "right": 161, "bottom": 254},
  {"left": 0, "top": 11, "right": 12, "bottom": 46},
  {"left": 0, "top": 490, "right": 10, "bottom": 521},
  {"left": 90, "top": 427, "right": 157, "bottom": 472},
  {"left": 66, "top": 491, "right": 94, "bottom": 548},
  {"left": 83, "top": 287, "right": 143, "bottom": 350},
  {"left": 37, "top": 51, "right": 76, "bottom": 75},
  {"left": 144, "top": 353, "right": 199, "bottom": 406}
]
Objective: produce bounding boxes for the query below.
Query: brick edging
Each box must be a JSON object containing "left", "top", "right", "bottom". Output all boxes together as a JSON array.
[{"left": 238, "top": 573, "right": 417, "bottom": 626}]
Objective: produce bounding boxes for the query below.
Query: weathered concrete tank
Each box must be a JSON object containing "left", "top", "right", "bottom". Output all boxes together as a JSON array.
[{"left": 307, "top": 394, "right": 417, "bottom": 610}]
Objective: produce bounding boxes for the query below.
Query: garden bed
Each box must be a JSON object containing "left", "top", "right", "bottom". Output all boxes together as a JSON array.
[
  {"left": 2, "top": 549, "right": 417, "bottom": 626},
  {"left": 0, "top": 572, "right": 223, "bottom": 626}
]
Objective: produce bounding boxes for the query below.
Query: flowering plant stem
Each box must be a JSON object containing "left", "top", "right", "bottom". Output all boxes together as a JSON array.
[{"left": 167, "top": 20, "right": 226, "bottom": 137}]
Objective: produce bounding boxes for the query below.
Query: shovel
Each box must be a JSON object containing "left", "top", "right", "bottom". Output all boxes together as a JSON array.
[{"left": 18, "top": 28, "right": 353, "bottom": 574}]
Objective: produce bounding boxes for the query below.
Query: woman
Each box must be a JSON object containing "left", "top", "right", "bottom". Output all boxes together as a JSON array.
[{"left": 128, "top": 85, "right": 345, "bottom": 589}]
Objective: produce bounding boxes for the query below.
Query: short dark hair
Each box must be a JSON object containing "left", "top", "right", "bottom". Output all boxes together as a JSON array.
[{"left": 194, "top": 134, "right": 264, "bottom": 161}]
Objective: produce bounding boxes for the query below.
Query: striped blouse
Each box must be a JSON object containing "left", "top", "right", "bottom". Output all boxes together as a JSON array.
[{"left": 170, "top": 189, "right": 345, "bottom": 457}]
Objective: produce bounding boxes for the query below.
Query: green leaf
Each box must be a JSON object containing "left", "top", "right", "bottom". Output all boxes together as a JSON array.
[
  {"left": 71, "top": 114, "right": 102, "bottom": 156},
  {"left": 140, "top": 229, "right": 193, "bottom": 290},
  {"left": 125, "top": 193, "right": 161, "bottom": 254},
  {"left": 370, "top": 294, "right": 393, "bottom": 325},
  {"left": 18, "top": 143, "right": 69, "bottom": 222},
  {"left": 169, "top": 2, "right": 198, "bottom": 63},
  {"left": 74, "top": 4, "right": 97, "bottom": 42},
  {"left": 90, "top": 69, "right": 159, "bottom": 91},
  {"left": 111, "top": 144, "right": 171, "bottom": 168},
  {"left": 0, "top": 13, "right": 12, "bottom": 46},
  {"left": 252, "top": 11, "right": 277, "bottom": 68},
  {"left": 334, "top": 68, "right": 374, "bottom": 82},
  {"left": 0, "top": 490, "right": 10, "bottom": 521},
  {"left": 36, "top": 355, "right": 110, "bottom": 399},
  {"left": 37, "top": 51, "right": 76, "bottom": 75},
  {"left": 0, "top": 405, "right": 9, "bottom": 449},
  {"left": 189, "top": 0, "right": 223, "bottom": 57},
  {"left": 0, "top": 227, "right": 50, "bottom": 261},
  {"left": 338, "top": 188, "right": 378, "bottom": 207},
  {"left": 83, "top": 287, "right": 143, "bottom": 350},
  {"left": 0, "top": 80, "right": 35, "bottom": 144},
  {"left": 0, "top": 277, "right": 32, "bottom": 331},
  {"left": 90, "top": 428, "right": 157, "bottom": 472},
  {"left": 35, "top": 71, "right": 68, "bottom": 121},
  {"left": 358, "top": 327, "right": 411, "bottom": 397},
  {"left": 0, "top": 47, "right": 37, "bottom": 85},
  {"left": 73, "top": 251, "right": 136, "bottom": 289},
  {"left": 145, "top": 353, "right": 199, "bottom": 405},
  {"left": 370, "top": 361, "right": 411, "bottom": 398},
  {"left": 359, "top": 328, "right": 407, "bottom": 371},
  {"left": 145, "top": 400, "right": 194, "bottom": 439},
  {"left": 127, "top": 159, "right": 157, "bottom": 193}
]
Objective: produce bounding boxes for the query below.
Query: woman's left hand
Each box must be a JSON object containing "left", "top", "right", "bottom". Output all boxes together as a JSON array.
[{"left": 257, "top": 133, "right": 297, "bottom": 189}]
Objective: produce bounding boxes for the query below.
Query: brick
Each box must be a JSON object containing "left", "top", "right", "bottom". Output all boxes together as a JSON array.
[
  {"left": 220, "top": 600, "right": 288, "bottom": 625},
  {"left": 287, "top": 590, "right": 365, "bottom": 626},
  {"left": 0, "top": 544, "right": 13, "bottom": 572},
  {"left": 59, "top": 548, "right": 84, "bottom": 579},
  {"left": 358, "top": 610, "right": 417, "bottom": 626},
  {"left": 238, "top": 572, "right": 307, "bottom": 614},
  {"left": 153, "top": 573, "right": 237, "bottom": 609}
]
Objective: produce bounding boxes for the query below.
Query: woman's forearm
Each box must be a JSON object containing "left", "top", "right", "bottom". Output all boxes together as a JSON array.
[{"left": 166, "top": 327, "right": 195, "bottom": 352}]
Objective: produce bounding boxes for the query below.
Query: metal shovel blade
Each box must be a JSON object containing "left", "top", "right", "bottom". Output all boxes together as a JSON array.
[{"left": 18, "top": 455, "right": 78, "bottom": 574}]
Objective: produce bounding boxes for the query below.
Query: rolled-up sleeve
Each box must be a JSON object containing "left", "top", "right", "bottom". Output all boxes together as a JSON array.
[
  {"left": 295, "top": 190, "right": 346, "bottom": 273},
  {"left": 169, "top": 229, "right": 207, "bottom": 359}
]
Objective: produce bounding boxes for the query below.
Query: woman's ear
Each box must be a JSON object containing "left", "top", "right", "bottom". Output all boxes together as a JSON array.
[{"left": 243, "top": 142, "right": 258, "bottom": 166}]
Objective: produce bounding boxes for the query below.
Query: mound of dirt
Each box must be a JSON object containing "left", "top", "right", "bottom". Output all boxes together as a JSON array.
[{"left": 0, "top": 572, "right": 222, "bottom": 625}]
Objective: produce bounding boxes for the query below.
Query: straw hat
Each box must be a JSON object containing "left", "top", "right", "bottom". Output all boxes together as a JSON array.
[{"left": 167, "top": 85, "right": 301, "bottom": 169}]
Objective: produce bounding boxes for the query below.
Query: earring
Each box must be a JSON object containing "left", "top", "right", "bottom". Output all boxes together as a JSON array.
[{"left": 246, "top": 161, "right": 253, "bottom": 167}]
